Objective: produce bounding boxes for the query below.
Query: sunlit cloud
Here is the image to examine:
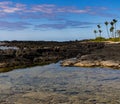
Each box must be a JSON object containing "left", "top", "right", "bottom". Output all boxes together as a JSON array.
[
  {"left": 0, "top": 1, "right": 25, "bottom": 13},
  {"left": 31, "top": 4, "right": 88, "bottom": 14},
  {"left": 0, "top": 1, "right": 115, "bottom": 19},
  {"left": 0, "top": 1, "right": 88, "bottom": 15},
  {"left": 0, "top": 1, "right": 118, "bottom": 31}
]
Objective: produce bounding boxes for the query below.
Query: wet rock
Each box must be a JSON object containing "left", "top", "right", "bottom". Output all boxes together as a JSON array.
[
  {"left": 74, "top": 61, "right": 96, "bottom": 67},
  {"left": 61, "top": 58, "right": 77, "bottom": 66},
  {"left": 100, "top": 60, "right": 120, "bottom": 68},
  {"left": 61, "top": 43, "right": 120, "bottom": 69}
]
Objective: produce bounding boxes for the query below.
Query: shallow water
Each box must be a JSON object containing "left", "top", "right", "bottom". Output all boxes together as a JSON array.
[
  {"left": 0, "top": 46, "right": 19, "bottom": 50},
  {"left": 0, "top": 62, "right": 120, "bottom": 104}
]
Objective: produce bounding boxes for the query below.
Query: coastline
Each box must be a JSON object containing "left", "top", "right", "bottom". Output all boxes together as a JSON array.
[{"left": 1, "top": 40, "right": 120, "bottom": 72}]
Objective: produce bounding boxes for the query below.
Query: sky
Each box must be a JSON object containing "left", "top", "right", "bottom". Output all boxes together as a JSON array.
[{"left": 0, "top": 0, "right": 120, "bottom": 41}]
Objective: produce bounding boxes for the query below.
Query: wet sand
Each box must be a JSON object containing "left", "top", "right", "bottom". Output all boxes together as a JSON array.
[{"left": 0, "top": 62, "right": 120, "bottom": 104}]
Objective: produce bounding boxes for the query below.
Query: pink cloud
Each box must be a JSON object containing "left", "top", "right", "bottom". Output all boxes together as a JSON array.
[
  {"left": 0, "top": 1, "right": 89, "bottom": 15},
  {"left": 2, "top": 7, "right": 21, "bottom": 13},
  {"left": 31, "top": 4, "right": 56, "bottom": 13},
  {"left": 0, "top": 1, "right": 117, "bottom": 19},
  {"left": 0, "top": 1, "right": 25, "bottom": 13},
  {"left": 30, "top": 4, "right": 88, "bottom": 14}
]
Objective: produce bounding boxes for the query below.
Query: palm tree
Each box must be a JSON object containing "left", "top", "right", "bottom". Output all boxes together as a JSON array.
[
  {"left": 98, "top": 30, "right": 102, "bottom": 37},
  {"left": 110, "top": 22, "right": 115, "bottom": 38},
  {"left": 113, "top": 19, "right": 117, "bottom": 38},
  {"left": 94, "top": 30, "right": 97, "bottom": 38},
  {"left": 110, "top": 21, "right": 114, "bottom": 26},
  {"left": 104, "top": 21, "right": 110, "bottom": 38},
  {"left": 97, "top": 24, "right": 101, "bottom": 29},
  {"left": 110, "top": 26, "right": 114, "bottom": 38},
  {"left": 97, "top": 24, "right": 102, "bottom": 37}
]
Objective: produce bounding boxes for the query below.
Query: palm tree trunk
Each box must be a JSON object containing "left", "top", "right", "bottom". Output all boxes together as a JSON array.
[
  {"left": 106, "top": 26, "right": 110, "bottom": 38},
  {"left": 114, "top": 24, "right": 116, "bottom": 38}
]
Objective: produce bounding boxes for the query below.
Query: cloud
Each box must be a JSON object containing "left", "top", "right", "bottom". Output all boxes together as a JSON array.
[
  {"left": 0, "top": 21, "right": 31, "bottom": 30},
  {"left": 35, "top": 20, "right": 96, "bottom": 29},
  {"left": 0, "top": 1, "right": 118, "bottom": 31},
  {"left": 31, "top": 4, "right": 88, "bottom": 14},
  {"left": 86, "top": 6, "right": 119, "bottom": 18},
  {"left": 0, "top": 1, "right": 25, "bottom": 13},
  {"left": 0, "top": 1, "right": 89, "bottom": 20},
  {"left": 0, "top": 1, "right": 88, "bottom": 14},
  {"left": 0, "top": 1, "right": 118, "bottom": 19}
]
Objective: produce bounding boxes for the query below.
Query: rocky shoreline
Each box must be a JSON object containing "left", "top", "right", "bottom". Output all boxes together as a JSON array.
[
  {"left": 61, "top": 42, "right": 120, "bottom": 69},
  {"left": 1, "top": 40, "right": 120, "bottom": 72},
  {"left": 0, "top": 41, "right": 104, "bottom": 72}
]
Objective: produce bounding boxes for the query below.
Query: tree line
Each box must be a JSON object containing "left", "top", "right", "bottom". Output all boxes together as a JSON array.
[{"left": 93, "top": 19, "right": 120, "bottom": 40}]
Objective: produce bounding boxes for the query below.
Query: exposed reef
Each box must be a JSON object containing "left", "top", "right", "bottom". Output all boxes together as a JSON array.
[
  {"left": 61, "top": 42, "right": 120, "bottom": 69},
  {"left": 0, "top": 41, "right": 104, "bottom": 72}
]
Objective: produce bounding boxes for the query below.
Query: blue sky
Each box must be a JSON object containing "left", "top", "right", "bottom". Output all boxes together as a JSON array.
[{"left": 0, "top": 0, "right": 120, "bottom": 41}]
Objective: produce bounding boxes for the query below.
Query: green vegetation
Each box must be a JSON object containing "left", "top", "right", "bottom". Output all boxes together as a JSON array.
[
  {"left": 93, "top": 37, "right": 106, "bottom": 42},
  {"left": 93, "top": 19, "right": 120, "bottom": 42},
  {"left": 91, "top": 37, "right": 120, "bottom": 42}
]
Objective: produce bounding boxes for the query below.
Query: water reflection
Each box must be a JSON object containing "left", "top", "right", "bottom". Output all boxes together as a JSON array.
[{"left": 0, "top": 63, "right": 120, "bottom": 104}]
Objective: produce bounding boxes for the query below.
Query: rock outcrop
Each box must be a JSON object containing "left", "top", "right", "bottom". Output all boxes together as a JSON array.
[
  {"left": 61, "top": 43, "right": 120, "bottom": 69},
  {"left": 62, "top": 58, "right": 120, "bottom": 68}
]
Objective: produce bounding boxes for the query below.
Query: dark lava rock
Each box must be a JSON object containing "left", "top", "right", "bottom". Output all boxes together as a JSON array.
[{"left": 0, "top": 41, "right": 105, "bottom": 72}]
